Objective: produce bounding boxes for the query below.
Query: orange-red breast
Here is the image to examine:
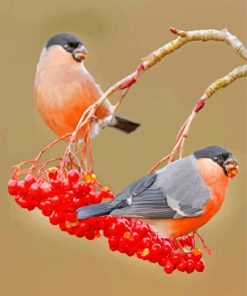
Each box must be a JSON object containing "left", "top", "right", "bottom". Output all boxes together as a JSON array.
[
  {"left": 76, "top": 146, "right": 238, "bottom": 238},
  {"left": 34, "top": 33, "right": 140, "bottom": 139}
]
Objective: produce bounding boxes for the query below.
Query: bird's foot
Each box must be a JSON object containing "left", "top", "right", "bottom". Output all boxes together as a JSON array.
[{"left": 98, "top": 115, "right": 116, "bottom": 129}]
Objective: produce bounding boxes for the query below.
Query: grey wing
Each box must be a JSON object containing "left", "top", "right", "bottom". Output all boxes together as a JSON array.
[
  {"left": 111, "top": 186, "right": 177, "bottom": 218},
  {"left": 111, "top": 172, "right": 177, "bottom": 219},
  {"left": 111, "top": 155, "right": 210, "bottom": 219}
]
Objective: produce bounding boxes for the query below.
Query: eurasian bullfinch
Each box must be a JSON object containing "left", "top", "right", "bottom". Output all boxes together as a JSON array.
[
  {"left": 76, "top": 146, "right": 238, "bottom": 238},
  {"left": 34, "top": 33, "right": 140, "bottom": 139}
]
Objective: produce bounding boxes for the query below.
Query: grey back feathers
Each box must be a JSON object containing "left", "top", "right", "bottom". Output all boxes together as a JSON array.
[{"left": 111, "top": 155, "right": 210, "bottom": 219}]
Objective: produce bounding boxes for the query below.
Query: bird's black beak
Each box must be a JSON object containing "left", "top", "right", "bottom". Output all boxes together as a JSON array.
[
  {"left": 223, "top": 156, "right": 239, "bottom": 178},
  {"left": 72, "top": 44, "right": 88, "bottom": 62}
]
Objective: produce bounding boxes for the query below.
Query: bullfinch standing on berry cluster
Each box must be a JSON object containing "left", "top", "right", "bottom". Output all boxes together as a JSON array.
[
  {"left": 76, "top": 146, "right": 239, "bottom": 238},
  {"left": 34, "top": 33, "right": 140, "bottom": 139}
]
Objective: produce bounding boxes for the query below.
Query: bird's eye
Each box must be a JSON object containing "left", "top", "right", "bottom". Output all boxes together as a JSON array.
[
  {"left": 63, "top": 44, "right": 70, "bottom": 50},
  {"left": 213, "top": 156, "right": 218, "bottom": 161},
  {"left": 68, "top": 42, "right": 78, "bottom": 48}
]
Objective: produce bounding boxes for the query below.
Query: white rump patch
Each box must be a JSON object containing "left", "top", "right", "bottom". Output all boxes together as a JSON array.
[{"left": 126, "top": 196, "right": 132, "bottom": 205}]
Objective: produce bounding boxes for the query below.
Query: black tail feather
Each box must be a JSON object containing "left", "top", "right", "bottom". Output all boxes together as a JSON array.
[
  {"left": 112, "top": 116, "right": 140, "bottom": 134},
  {"left": 76, "top": 197, "right": 130, "bottom": 219},
  {"left": 76, "top": 202, "right": 114, "bottom": 219}
]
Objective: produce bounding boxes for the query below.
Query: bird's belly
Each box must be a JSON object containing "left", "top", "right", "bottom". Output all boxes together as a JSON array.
[
  {"left": 36, "top": 90, "right": 90, "bottom": 137},
  {"left": 167, "top": 195, "right": 223, "bottom": 238},
  {"left": 35, "top": 72, "right": 100, "bottom": 137}
]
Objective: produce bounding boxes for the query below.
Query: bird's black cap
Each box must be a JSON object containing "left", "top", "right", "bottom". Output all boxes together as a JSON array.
[
  {"left": 46, "top": 33, "right": 83, "bottom": 49},
  {"left": 193, "top": 145, "right": 231, "bottom": 160}
]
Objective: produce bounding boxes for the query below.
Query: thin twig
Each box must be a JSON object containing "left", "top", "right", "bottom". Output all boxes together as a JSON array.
[{"left": 151, "top": 64, "right": 247, "bottom": 169}]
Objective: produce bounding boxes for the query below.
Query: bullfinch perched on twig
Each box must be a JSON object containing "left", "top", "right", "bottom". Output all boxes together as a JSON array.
[
  {"left": 34, "top": 33, "right": 140, "bottom": 139},
  {"left": 76, "top": 146, "right": 239, "bottom": 238}
]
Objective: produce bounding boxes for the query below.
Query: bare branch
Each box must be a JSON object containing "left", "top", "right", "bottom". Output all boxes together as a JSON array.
[
  {"left": 144, "top": 28, "right": 247, "bottom": 70},
  {"left": 203, "top": 64, "right": 247, "bottom": 98}
]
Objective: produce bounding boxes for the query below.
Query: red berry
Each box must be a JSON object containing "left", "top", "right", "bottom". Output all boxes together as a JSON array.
[
  {"left": 80, "top": 183, "right": 91, "bottom": 194},
  {"left": 66, "top": 227, "right": 75, "bottom": 235},
  {"left": 72, "top": 182, "right": 83, "bottom": 194},
  {"left": 24, "top": 175, "right": 36, "bottom": 188},
  {"left": 17, "top": 180, "right": 26, "bottom": 195},
  {"left": 185, "top": 259, "right": 195, "bottom": 273},
  {"left": 184, "top": 235, "right": 193, "bottom": 247},
  {"left": 118, "top": 237, "right": 127, "bottom": 253},
  {"left": 151, "top": 244, "right": 162, "bottom": 256},
  {"left": 161, "top": 241, "right": 172, "bottom": 256},
  {"left": 195, "top": 259, "right": 205, "bottom": 272},
  {"left": 108, "top": 236, "right": 118, "bottom": 251},
  {"left": 85, "top": 231, "right": 96, "bottom": 240},
  {"left": 79, "top": 221, "right": 89, "bottom": 232},
  {"left": 126, "top": 248, "right": 135, "bottom": 257},
  {"left": 99, "top": 187, "right": 114, "bottom": 199},
  {"left": 50, "top": 196, "right": 61, "bottom": 207},
  {"left": 131, "top": 232, "right": 140, "bottom": 243},
  {"left": 63, "top": 193, "right": 73, "bottom": 203},
  {"left": 92, "top": 193, "right": 103, "bottom": 204},
  {"left": 49, "top": 212, "right": 63, "bottom": 225},
  {"left": 42, "top": 207, "right": 53, "bottom": 217},
  {"left": 62, "top": 180, "right": 71, "bottom": 191},
  {"left": 15, "top": 195, "right": 28, "bottom": 208},
  {"left": 140, "top": 237, "right": 151, "bottom": 248},
  {"left": 164, "top": 259, "right": 175, "bottom": 274},
  {"left": 184, "top": 252, "right": 196, "bottom": 261},
  {"left": 8, "top": 179, "right": 18, "bottom": 196},
  {"left": 40, "top": 182, "right": 53, "bottom": 197},
  {"left": 47, "top": 167, "right": 58, "bottom": 180},
  {"left": 74, "top": 224, "right": 86, "bottom": 238},
  {"left": 108, "top": 224, "right": 117, "bottom": 236},
  {"left": 65, "top": 212, "right": 77, "bottom": 223},
  {"left": 26, "top": 204, "right": 36, "bottom": 211},
  {"left": 51, "top": 180, "right": 62, "bottom": 190},
  {"left": 170, "top": 251, "right": 182, "bottom": 265},
  {"left": 68, "top": 169, "right": 80, "bottom": 184},
  {"left": 158, "top": 257, "right": 167, "bottom": 267},
  {"left": 38, "top": 200, "right": 51, "bottom": 210},
  {"left": 177, "top": 236, "right": 186, "bottom": 247},
  {"left": 116, "top": 220, "right": 128, "bottom": 233},
  {"left": 177, "top": 261, "right": 186, "bottom": 272},
  {"left": 59, "top": 223, "right": 67, "bottom": 231},
  {"left": 29, "top": 183, "right": 41, "bottom": 198}
]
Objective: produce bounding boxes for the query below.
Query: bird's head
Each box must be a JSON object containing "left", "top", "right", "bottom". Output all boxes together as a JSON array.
[
  {"left": 193, "top": 145, "right": 239, "bottom": 178},
  {"left": 45, "top": 32, "right": 88, "bottom": 63}
]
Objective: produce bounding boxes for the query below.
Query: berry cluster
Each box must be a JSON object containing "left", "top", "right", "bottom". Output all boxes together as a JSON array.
[
  {"left": 8, "top": 168, "right": 205, "bottom": 274},
  {"left": 103, "top": 217, "right": 205, "bottom": 273}
]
